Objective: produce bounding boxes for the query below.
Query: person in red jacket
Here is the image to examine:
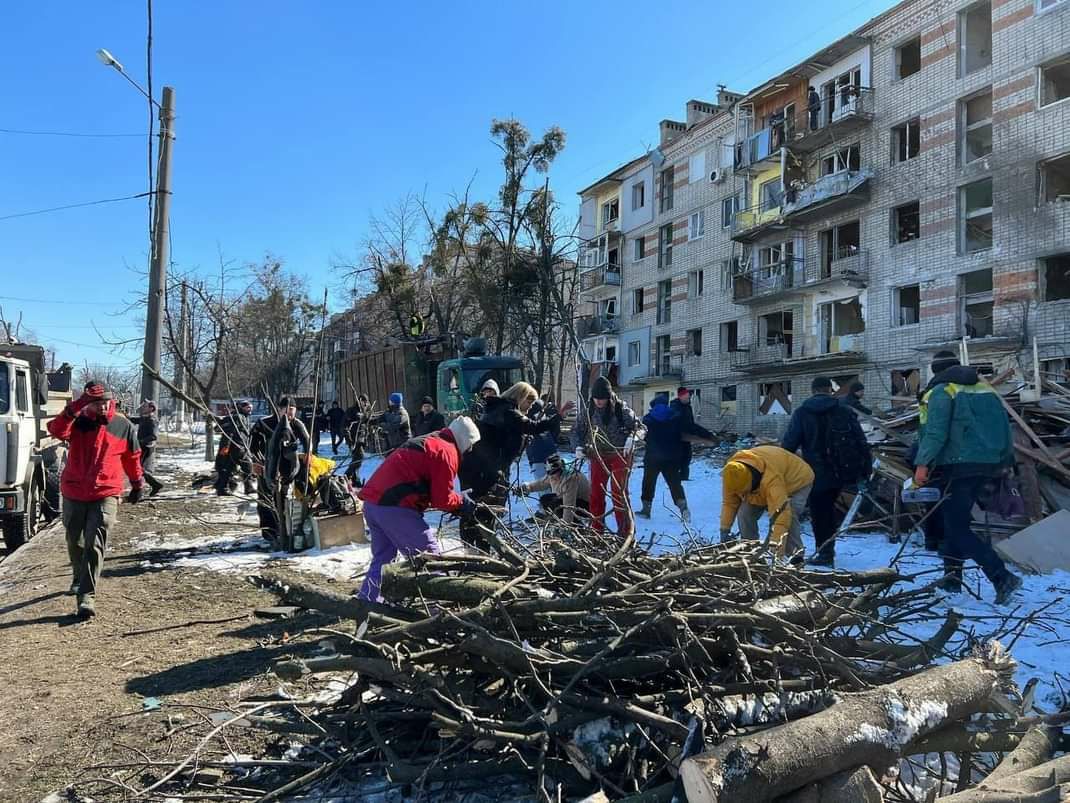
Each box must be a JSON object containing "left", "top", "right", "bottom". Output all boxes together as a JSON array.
[
  {"left": 47, "top": 381, "right": 145, "bottom": 619},
  {"left": 357, "top": 416, "right": 480, "bottom": 601}
]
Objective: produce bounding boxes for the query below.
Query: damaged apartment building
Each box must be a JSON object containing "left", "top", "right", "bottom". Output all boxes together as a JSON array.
[{"left": 575, "top": 0, "right": 1070, "bottom": 436}]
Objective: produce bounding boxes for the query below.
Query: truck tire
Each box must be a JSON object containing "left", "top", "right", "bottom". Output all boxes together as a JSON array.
[{"left": 2, "top": 482, "right": 39, "bottom": 552}]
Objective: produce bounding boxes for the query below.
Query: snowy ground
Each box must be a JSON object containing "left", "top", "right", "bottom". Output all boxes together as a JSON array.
[{"left": 148, "top": 433, "right": 1070, "bottom": 710}]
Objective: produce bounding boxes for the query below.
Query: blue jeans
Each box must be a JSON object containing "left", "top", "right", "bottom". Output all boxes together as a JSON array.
[{"left": 934, "top": 475, "right": 1009, "bottom": 584}]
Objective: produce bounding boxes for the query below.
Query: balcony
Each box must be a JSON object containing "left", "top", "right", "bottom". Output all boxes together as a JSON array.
[
  {"left": 730, "top": 334, "right": 865, "bottom": 374},
  {"left": 633, "top": 353, "right": 684, "bottom": 384},
  {"left": 734, "top": 126, "right": 785, "bottom": 173},
  {"left": 782, "top": 168, "right": 873, "bottom": 224},
  {"left": 788, "top": 87, "right": 875, "bottom": 154},
  {"left": 732, "top": 251, "right": 869, "bottom": 304},
  {"left": 730, "top": 201, "right": 788, "bottom": 243},
  {"left": 576, "top": 315, "right": 620, "bottom": 338},
  {"left": 579, "top": 265, "right": 622, "bottom": 294}
]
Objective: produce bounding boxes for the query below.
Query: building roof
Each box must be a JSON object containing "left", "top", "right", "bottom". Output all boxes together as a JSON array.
[
  {"left": 744, "top": 33, "right": 871, "bottom": 101},
  {"left": 576, "top": 152, "right": 650, "bottom": 198}
]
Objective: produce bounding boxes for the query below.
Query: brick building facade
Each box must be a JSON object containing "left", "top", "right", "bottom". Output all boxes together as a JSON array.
[{"left": 575, "top": 0, "right": 1070, "bottom": 436}]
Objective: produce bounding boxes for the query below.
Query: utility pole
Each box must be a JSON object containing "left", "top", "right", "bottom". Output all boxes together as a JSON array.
[
  {"left": 140, "top": 85, "right": 176, "bottom": 405},
  {"left": 172, "top": 280, "right": 188, "bottom": 427}
]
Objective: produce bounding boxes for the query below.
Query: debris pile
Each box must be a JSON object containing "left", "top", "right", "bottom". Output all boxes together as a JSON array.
[{"left": 163, "top": 534, "right": 1064, "bottom": 802}]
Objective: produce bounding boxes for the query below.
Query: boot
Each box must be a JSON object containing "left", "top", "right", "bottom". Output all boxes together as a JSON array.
[
  {"left": 636, "top": 503, "right": 652, "bottom": 519},
  {"left": 148, "top": 478, "right": 165, "bottom": 497},
  {"left": 677, "top": 503, "right": 691, "bottom": 524},
  {"left": 808, "top": 549, "right": 835, "bottom": 568},
  {"left": 994, "top": 573, "right": 1023, "bottom": 606},
  {"left": 77, "top": 594, "right": 96, "bottom": 620}
]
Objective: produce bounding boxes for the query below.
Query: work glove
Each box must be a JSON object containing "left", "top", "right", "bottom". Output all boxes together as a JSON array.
[
  {"left": 913, "top": 465, "right": 930, "bottom": 487},
  {"left": 127, "top": 485, "right": 145, "bottom": 504}
]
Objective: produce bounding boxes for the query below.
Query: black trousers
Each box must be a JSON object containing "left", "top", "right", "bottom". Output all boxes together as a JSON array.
[
  {"left": 808, "top": 486, "right": 843, "bottom": 557},
  {"left": 923, "top": 476, "right": 1009, "bottom": 584},
  {"left": 257, "top": 480, "right": 277, "bottom": 542},
  {"left": 680, "top": 443, "right": 692, "bottom": 481},
  {"left": 330, "top": 428, "right": 344, "bottom": 452},
  {"left": 140, "top": 444, "right": 163, "bottom": 491},
  {"left": 641, "top": 459, "right": 686, "bottom": 507}
]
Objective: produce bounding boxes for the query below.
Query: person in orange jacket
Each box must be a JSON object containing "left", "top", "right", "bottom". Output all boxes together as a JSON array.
[{"left": 720, "top": 444, "right": 814, "bottom": 563}]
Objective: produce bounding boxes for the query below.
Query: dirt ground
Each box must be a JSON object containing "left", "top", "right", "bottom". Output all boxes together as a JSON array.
[{"left": 0, "top": 444, "right": 343, "bottom": 803}]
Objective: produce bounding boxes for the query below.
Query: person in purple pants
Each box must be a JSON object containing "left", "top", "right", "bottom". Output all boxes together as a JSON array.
[{"left": 356, "top": 416, "right": 481, "bottom": 601}]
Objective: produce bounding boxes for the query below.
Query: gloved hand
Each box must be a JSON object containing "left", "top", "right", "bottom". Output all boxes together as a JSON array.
[
  {"left": 127, "top": 485, "right": 144, "bottom": 504},
  {"left": 913, "top": 465, "right": 930, "bottom": 487},
  {"left": 457, "top": 497, "right": 477, "bottom": 518}
]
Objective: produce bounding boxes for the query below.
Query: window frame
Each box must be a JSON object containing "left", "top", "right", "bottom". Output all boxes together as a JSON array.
[
  {"left": 958, "top": 1, "right": 993, "bottom": 79},
  {"left": 601, "top": 198, "right": 620, "bottom": 230},
  {"left": 658, "top": 223, "right": 674, "bottom": 269},
  {"left": 686, "top": 328, "right": 703, "bottom": 357},
  {"left": 659, "top": 166, "right": 675, "bottom": 213},
  {"left": 15, "top": 369, "right": 30, "bottom": 413},
  {"left": 688, "top": 209, "right": 705, "bottom": 240},
  {"left": 959, "top": 88, "right": 993, "bottom": 165},
  {"left": 631, "top": 181, "right": 646, "bottom": 211},
  {"left": 656, "top": 279, "right": 672, "bottom": 325},
  {"left": 759, "top": 177, "right": 784, "bottom": 211},
  {"left": 721, "top": 194, "right": 740, "bottom": 228},
  {"left": 892, "top": 284, "right": 921, "bottom": 327},
  {"left": 959, "top": 178, "right": 994, "bottom": 254},
  {"left": 891, "top": 200, "right": 921, "bottom": 245},
  {"left": 891, "top": 118, "right": 921, "bottom": 163},
  {"left": 1039, "top": 55, "right": 1070, "bottom": 109},
  {"left": 632, "top": 287, "right": 645, "bottom": 314},
  {"left": 1040, "top": 253, "right": 1070, "bottom": 302},
  {"left": 627, "top": 339, "right": 642, "bottom": 367},
  {"left": 820, "top": 143, "right": 861, "bottom": 176},
  {"left": 719, "top": 320, "right": 739, "bottom": 353},
  {"left": 688, "top": 269, "right": 705, "bottom": 298},
  {"left": 895, "top": 36, "right": 922, "bottom": 80},
  {"left": 1038, "top": 0, "right": 1068, "bottom": 12},
  {"left": 959, "top": 268, "right": 994, "bottom": 337},
  {"left": 1039, "top": 152, "right": 1070, "bottom": 203},
  {"left": 633, "top": 236, "right": 646, "bottom": 261}
]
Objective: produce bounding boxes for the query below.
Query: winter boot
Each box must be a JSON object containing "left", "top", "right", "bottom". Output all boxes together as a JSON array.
[
  {"left": 677, "top": 503, "right": 691, "bottom": 524},
  {"left": 808, "top": 550, "right": 835, "bottom": 568},
  {"left": 77, "top": 594, "right": 96, "bottom": 620},
  {"left": 148, "top": 478, "right": 165, "bottom": 497},
  {"left": 636, "top": 502, "right": 652, "bottom": 519},
  {"left": 994, "top": 572, "right": 1023, "bottom": 606}
]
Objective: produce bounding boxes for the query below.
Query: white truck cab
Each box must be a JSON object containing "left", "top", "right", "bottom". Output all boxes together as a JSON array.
[{"left": 0, "top": 343, "right": 72, "bottom": 550}]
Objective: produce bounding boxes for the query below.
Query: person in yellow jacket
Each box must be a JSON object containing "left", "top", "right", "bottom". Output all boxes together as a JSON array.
[{"left": 720, "top": 445, "right": 815, "bottom": 562}]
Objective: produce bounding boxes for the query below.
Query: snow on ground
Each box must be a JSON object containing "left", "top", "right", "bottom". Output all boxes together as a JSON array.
[{"left": 149, "top": 432, "right": 1070, "bottom": 707}]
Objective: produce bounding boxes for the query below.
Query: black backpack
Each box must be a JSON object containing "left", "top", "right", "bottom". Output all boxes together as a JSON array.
[{"left": 821, "top": 405, "right": 871, "bottom": 486}]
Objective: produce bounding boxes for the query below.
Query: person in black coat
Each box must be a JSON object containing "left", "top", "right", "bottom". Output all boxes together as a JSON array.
[
  {"left": 637, "top": 394, "right": 715, "bottom": 523},
  {"left": 136, "top": 401, "right": 165, "bottom": 496},
  {"left": 250, "top": 396, "right": 310, "bottom": 544},
  {"left": 327, "top": 400, "right": 347, "bottom": 454},
  {"left": 781, "top": 376, "right": 871, "bottom": 566},
  {"left": 412, "top": 396, "right": 446, "bottom": 437},
  {"left": 844, "top": 381, "right": 872, "bottom": 415},
  {"left": 669, "top": 386, "right": 696, "bottom": 481}
]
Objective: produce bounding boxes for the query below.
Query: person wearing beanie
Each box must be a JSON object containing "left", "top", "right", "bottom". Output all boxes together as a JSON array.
[
  {"left": 638, "top": 395, "right": 716, "bottom": 523},
  {"left": 47, "top": 381, "right": 145, "bottom": 619},
  {"left": 912, "top": 350, "right": 1022, "bottom": 604},
  {"left": 136, "top": 400, "right": 165, "bottom": 497},
  {"left": 571, "top": 375, "right": 644, "bottom": 536},
  {"left": 412, "top": 395, "right": 446, "bottom": 437},
  {"left": 669, "top": 387, "right": 697, "bottom": 481},
  {"left": 369, "top": 391, "right": 412, "bottom": 451},
  {"left": 357, "top": 415, "right": 481, "bottom": 601},
  {"left": 844, "top": 381, "right": 872, "bottom": 415},
  {"left": 781, "top": 376, "right": 871, "bottom": 567},
  {"left": 480, "top": 379, "right": 500, "bottom": 398},
  {"left": 719, "top": 444, "right": 814, "bottom": 563}
]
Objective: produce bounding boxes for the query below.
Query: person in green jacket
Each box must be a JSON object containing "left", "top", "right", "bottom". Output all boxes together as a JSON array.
[{"left": 912, "top": 350, "right": 1021, "bottom": 604}]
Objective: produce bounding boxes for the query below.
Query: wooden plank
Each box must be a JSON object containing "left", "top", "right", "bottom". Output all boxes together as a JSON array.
[{"left": 998, "top": 394, "right": 1062, "bottom": 466}]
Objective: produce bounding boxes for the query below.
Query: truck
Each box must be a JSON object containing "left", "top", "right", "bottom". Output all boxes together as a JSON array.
[
  {"left": 334, "top": 338, "right": 525, "bottom": 418},
  {"left": 0, "top": 342, "right": 73, "bottom": 550}
]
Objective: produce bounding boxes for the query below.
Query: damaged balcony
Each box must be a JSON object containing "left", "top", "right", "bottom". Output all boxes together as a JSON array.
[
  {"left": 575, "top": 315, "right": 620, "bottom": 338},
  {"left": 579, "top": 265, "right": 622, "bottom": 294},
  {"left": 787, "top": 87, "right": 875, "bottom": 153},
  {"left": 782, "top": 168, "right": 874, "bottom": 224},
  {"left": 729, "top": 333, "right": 865, "bottom": 374},
  {"left": 731, "top": 201, "right": 789, "bottom": 243},
  {"left": 732, "top": 251, "right": 868, "bottom": 304}
]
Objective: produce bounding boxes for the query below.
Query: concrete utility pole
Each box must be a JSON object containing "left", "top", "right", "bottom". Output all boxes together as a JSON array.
[{"left": 140, "top": 85, "right": 176, "bottom": 405}]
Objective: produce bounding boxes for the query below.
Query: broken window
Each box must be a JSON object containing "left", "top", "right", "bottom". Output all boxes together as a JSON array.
[
  {"left": 659, "top": 165, "right": 675, "bottom": 212},
  {"left": 896, "top": 37, "right": 921, "bottom": 80},
  {"left": 760, "top": 310, "right": 794, "bottom": 357},
  {"left": 687, "top": 328, "right": 703, "bottom": 357},
  {"left": 960, "top": 268, "right": 994, "bottom": 337},
  {"left": 720, "top": 320, "right": 739, "bottom": 352},
  {"left": 760, "top": 177, "right": 784, "bottom": 211},
  {"left": 1041, "top": 358, "right": 1070, "bottom": 386},
  {"left": 658, "top": 223, "right": 674, "bottom": 269},
  {"left": 632, "top": 288, "right": 645, "bottom": 314},
  {"left": 758, "top": 381, "right": 793, "bottom": 415},
  {"left": 893, "top": 284, "right": 921, "bottom": 326},
  {"left": 820, "top": 297, "right": 865, "bottom": 353},
  {"left": 1042, "top": 254, "right": 1070, "bottom": 301},
  {"left": 720, "top": 385, "right": 738, "bottom": 415},
  {"left": 1039, "top": 153, "right": 1070, "bottom": 203},
  {"left": 627, "top": 340, "right": 642, "bottom": 367},
  {"left": 688, "top": 269, "right": 704, "bottom": 298},
  {"left": 1041, "top": 56, "right": 1070, "bottom": 107},
  {"left": 655, "top": 334, "right": 672, "bottom": 374},
  {"left": 961, "top": 89, "right": 993, "bottom": 164},
  {"left": 893, "top": 201, "right": 921, "bottom": 244},
  {"left": 891, "top": 119, "right": 920, "bottom": 163},
  {"left": 820, "top": 143, "right": 861, "bottom": 176},
  {"left": 891, "top": 368, "right": 921, "bottom": 406},
  {"left": 820, "top": 220, "right": 861, "bottom": 276},
  {"left": 656, "top": 279, "right": 672, "bottom": 325},
  {"left": 633, "top": 237, "right": 645, "bottom": 261},
  {"left": 601, "top": 198, "right": 619, "bottom": 229},
  {"left": 960, "top": 179, "right": 993, "bottom": 253},
  {"left": 959, "top": 1, "right": 992, "bottom": 77}
]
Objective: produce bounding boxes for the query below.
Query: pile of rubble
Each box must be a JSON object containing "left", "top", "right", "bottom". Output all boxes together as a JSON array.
[{"left": 89, "top": 527, "right": 1064, "bottom": 802}]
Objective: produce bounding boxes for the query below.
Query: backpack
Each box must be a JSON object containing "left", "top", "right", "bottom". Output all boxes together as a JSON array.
[{"left": 820, "top": 405, "right": 870, "bottom": 486}]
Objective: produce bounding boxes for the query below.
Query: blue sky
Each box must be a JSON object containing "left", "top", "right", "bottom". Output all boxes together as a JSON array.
[{"left": 0, "top": 0, "right": 895, "bottom": 370}]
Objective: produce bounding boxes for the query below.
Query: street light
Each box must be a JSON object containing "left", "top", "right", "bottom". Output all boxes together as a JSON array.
[{"left": 98, "top": 48, "right": 175, "bottom": 406}]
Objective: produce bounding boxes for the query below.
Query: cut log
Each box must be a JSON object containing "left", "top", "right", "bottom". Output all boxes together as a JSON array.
[
  {"left": 254, "top": 573, "right": 418, "bottom": 623},
  {"left": 777, "top": 765, "right": 883, "bottom": 803},
  {"left": 380, "top": 565, "right": 516, "bottom": 604},
  {"left": 934, "top": 755, "right": 1070, "bottom": 802},
  {"left": 680, "top": 655, "right": 1009, "bottom": 803},
  {"left": 986, "top": 725, "right": 1061, "bottom": 784}
]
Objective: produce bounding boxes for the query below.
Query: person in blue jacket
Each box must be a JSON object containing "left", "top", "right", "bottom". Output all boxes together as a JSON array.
[{"left": 637, "top": 393, "right": 715, "bottom": 523}]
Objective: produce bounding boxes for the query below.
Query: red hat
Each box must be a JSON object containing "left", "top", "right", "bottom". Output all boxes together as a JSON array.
[{"left": 676, "top": 386, "right": 690, "bottom": 398}]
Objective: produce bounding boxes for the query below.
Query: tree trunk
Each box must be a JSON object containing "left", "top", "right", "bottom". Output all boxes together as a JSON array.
[
  {"left": 934, "top": 754, "right": 1070, "bottom": 802},
  {"left": 986, "top": 725, "right": 1061, "bottom": 784},
  {"left": 777, "top": 766, "right": 884, "bottom": 803},
  {"left": 380, "top": 565, "right": 517, "bottom": 604},
  {"left": 680, "top": 657, "right": 1005, "bottom": 803}
]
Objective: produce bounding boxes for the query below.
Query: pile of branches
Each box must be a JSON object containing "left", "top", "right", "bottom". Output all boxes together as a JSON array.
[{"left": 188, "top": 532, "right": 1067, "bottom": 802}]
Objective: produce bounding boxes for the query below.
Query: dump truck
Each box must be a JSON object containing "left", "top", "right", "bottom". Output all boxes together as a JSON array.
[
  {"left": 334, "top": 338, "right": 525, "bottom": 418},
  {"left": 0, "top": 342, "right": 72, "bottom": 550}
]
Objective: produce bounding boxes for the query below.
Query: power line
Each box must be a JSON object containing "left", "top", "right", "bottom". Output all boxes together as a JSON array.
[
  {"left": 0, "top": 294, "right": 121, "bottom": 307},
  {"left": 0, "top": 191, "right": 153, "bottom": 222},
  {"left": 0, "top": 127, "right": 144, "bottom": 138}
]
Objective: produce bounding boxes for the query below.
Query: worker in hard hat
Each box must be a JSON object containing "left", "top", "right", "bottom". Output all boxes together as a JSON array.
[{"left": 720, "top": 445, "right": 814, "bottom": 563}]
